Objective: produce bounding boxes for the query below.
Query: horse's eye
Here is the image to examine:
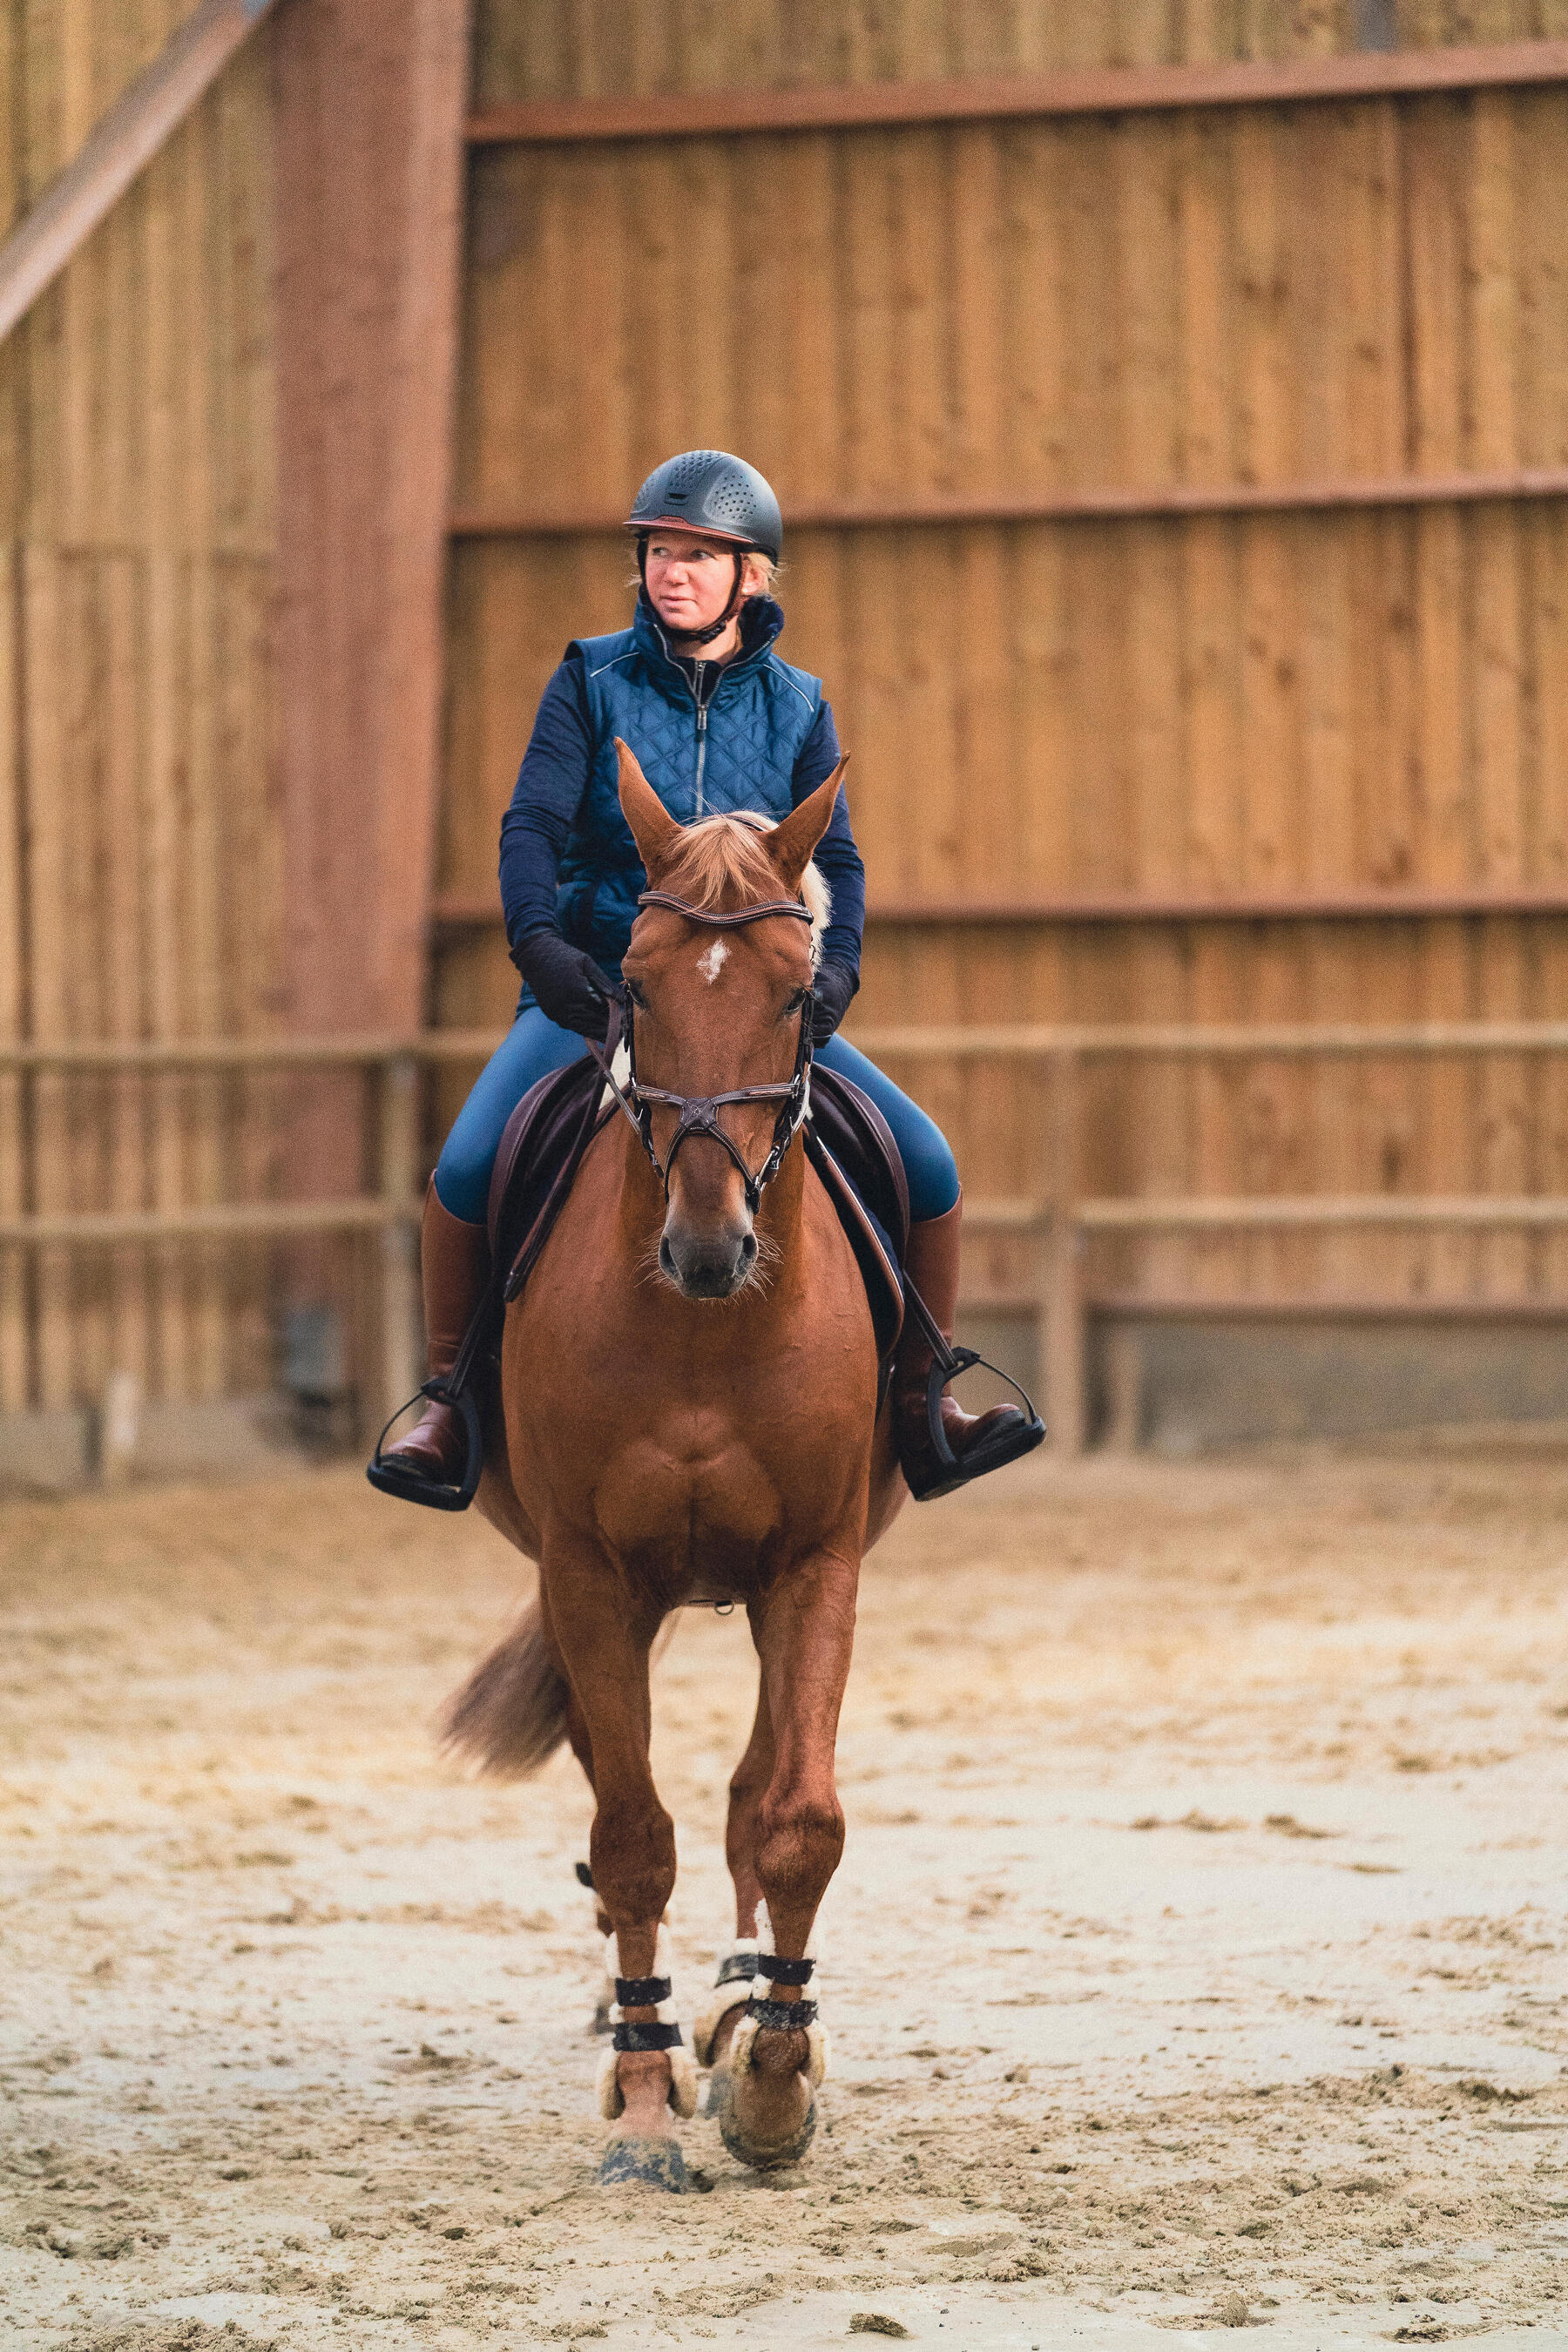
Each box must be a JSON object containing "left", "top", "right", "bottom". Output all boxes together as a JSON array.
[
  {"left": 624, "top": 977, "right": 648, "bottom": 1010},
  {"left": 784, "top": 987, "right": 808, "bottom": 1017}
]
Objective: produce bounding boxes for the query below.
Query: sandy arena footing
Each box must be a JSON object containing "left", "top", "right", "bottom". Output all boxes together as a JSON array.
[{"left": 2, "top": 1441, "right": 1566, "bottom": 2348}]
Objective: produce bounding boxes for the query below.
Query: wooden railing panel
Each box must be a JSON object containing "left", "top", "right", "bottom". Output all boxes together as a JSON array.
[{"left": 7, "top": 1023, "right": 1568, "bottom": 1461}]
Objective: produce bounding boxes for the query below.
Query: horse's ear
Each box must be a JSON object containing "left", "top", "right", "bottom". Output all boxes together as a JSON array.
[
  {"left": 616, "top": 739, "right": 682, "bottom": 875},
  {"left": 767, "top": 757, "right": 848, "bottom": 894}
]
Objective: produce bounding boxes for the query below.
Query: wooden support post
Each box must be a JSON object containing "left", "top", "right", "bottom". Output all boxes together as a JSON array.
[
  {"left": 1044, "top": 1051, "right": 1085, "bottom": 1458},
  {"left": 273, "top": 0, "right": 470, "bottom": 1397},
  {"left": 377, "top": 1053, "right": 422, "bottom": 1436}
]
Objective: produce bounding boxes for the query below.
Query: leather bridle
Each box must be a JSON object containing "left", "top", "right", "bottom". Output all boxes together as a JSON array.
[{"left": 588, "top": 890, "right": 816, "bottom": 1216}]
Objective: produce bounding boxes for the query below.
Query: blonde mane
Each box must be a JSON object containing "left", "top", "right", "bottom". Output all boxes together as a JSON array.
[{"left": 657, "top": 812, "right": 830, "bottom": 968}]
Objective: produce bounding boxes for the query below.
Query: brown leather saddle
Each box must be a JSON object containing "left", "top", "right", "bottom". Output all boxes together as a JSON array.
[{"left": 486, "top": 1051, "right": 908, "bottom": 1368}]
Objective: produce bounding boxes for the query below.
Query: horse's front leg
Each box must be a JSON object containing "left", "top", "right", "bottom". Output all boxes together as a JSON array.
[
  {"left": 543, "top": 1537, "right": 697, "bottom": 2190},
  {"left": 692, "top": 1678, "right": 774, "bottom": 2109},
  {"left": 720, "top": 1548, "right": 858, "bottom": 2171}
]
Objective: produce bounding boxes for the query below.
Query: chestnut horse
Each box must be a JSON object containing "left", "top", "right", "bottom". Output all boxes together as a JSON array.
[{"left": 444, "top": 743, "right": 906, "bottom": 2188}]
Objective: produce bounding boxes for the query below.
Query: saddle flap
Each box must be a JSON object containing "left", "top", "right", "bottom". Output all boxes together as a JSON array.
[
  {"left": 804, "top": 1128, "right": 904, "bottom": 1367},
  {"left": 805, "top": 1065, "right": 910, "bottom": 1265},
  {"left": 487, "top": 1052, "right": 611, "bottom": 1274}
]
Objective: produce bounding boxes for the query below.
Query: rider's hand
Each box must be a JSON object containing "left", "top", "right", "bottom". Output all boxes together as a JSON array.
[
  {"left": 809, "top": 959, "right": 857, "bottom": 1046},
  {"left": 515, "top": 929, "right": 615, "bottom": 1039}
]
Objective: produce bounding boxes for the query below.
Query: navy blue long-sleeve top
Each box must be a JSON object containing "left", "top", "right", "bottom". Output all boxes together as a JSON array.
[{"left": 498, "top": 628, "right": 867, "bottom": 981}]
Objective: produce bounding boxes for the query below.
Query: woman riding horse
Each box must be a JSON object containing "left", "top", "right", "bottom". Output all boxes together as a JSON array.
[{"left": 382, "top": 449, "right": 1029, "bottom": 1501}]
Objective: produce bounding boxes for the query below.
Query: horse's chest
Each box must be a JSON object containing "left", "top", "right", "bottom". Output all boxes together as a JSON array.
[
  {"left": 581, "top": 1350, "right": 858, "bottom": 1591},
  {"left": 510, "top": 1168, "right": 876, "bottom": 1588},
  {"left": 593, "top": 1423, "right": 784, "bottom": 1571}
]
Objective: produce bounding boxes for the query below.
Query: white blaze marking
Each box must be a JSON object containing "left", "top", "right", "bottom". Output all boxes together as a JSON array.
[{"left": 697, "top": 940, "right": 729, "bottom": 984}]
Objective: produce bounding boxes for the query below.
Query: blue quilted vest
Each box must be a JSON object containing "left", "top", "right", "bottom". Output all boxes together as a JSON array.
[{"left": 556, "top": 595, "right": 823, "bottom": 976}]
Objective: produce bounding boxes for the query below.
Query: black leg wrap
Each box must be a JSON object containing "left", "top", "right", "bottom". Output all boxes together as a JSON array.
[
  {"left": 756, "top": 1956, "right": 814, "bottom": 1986},
  {"left": 612, "top": 2019, "right": 685, "bottom": 2054},
  {"left": 746, "top": 1997, "right": 819, "bottom": 2032},
  {"left": 715, "top": 1950, "right": 759, "bottom": 1989},
  {"left": 615, "top": 1976, "right": 672, "bottom": 2008}
]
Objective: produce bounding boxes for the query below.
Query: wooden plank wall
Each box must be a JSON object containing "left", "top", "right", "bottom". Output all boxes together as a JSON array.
[
  {"left": 441, "top": 4, "right": 1568, "bottom": 1312},
  {"left": 0, "top": 0, "right": 280, "bottom": 1414},
  {"left": 471, "top": 3, "right": 1568, "bottom": 96}
]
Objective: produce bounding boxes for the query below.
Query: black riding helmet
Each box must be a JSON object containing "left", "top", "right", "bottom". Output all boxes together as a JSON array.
[
  {"left": 626, "top": 450, "right": 783, "bottom": 646},
  {"left": 626, "top": 449, "right": 782, "bottom": 562}
]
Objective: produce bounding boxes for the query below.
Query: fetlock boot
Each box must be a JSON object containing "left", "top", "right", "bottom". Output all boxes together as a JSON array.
[
  {"left": 894, "top": 1192, "right": 1041, "bottom": 1500},
  {"left": 379, "top": 1179, "right": 490, "bottom": 1487}
]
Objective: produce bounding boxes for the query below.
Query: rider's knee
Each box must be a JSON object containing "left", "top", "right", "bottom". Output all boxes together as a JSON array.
[
  {"left": 433, "top": 1136, "right": 494, "bottom": 1226},
  {"left": 905, "top": 1126, "right": 961, "bottom": 1222}
]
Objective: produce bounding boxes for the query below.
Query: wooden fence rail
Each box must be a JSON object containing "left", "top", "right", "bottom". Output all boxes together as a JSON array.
[
  {"left": 4, "top": 1024, "right": 1567, "bottom": 1456},
  {"left": 463, "top": 37, "right": 1568, "bottom": 146}
]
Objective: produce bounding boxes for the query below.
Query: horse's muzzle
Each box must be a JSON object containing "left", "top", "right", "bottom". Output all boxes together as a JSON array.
[{"left": 659, "top": 1214, "right": 759, "bottom": 1301}]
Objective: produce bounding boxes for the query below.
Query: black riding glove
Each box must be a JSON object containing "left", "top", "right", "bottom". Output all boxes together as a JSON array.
[
  {"left": 809, "top": 959, "right": 858, "bottom": 1046},
  {"left": 515, "top": 928, "right": 615, "bottom": 1039}
]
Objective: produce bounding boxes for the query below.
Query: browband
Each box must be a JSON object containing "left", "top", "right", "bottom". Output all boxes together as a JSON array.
[{"left": 637, "top": 890, "right": 812, "bottom": 929}]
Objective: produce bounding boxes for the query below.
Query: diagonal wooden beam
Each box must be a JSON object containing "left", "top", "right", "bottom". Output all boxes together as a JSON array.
[{"left": 0, "top": 0, "right": 280, "bottom": 346}]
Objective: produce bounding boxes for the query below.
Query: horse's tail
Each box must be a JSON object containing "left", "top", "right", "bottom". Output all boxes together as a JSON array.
[{"left": 440, "top": 1598, "right": 570, "bottom": 1780}]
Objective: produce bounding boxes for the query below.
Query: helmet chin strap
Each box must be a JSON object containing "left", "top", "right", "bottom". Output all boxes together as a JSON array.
[{"left": 638, "top": 539, "right": 747, "bottom": 649}]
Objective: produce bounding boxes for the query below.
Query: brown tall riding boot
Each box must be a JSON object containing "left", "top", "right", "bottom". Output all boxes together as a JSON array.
[
  {"left": 380, "top": 1180, "right": 490, "bottom": 1487},
  {"left": 894, "top": 1192, "right": 1037, "bottom": 1501}
]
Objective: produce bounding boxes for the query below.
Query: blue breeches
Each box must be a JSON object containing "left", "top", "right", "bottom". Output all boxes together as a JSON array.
[{"left": 433, "top": 1006, "right": 961, "bottom": 1227}]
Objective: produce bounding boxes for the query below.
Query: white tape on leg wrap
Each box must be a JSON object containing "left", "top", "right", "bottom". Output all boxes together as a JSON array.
[
  {"left": 693, "top": 1974, "right": 754, "bottom": 2067},
  {"left": 596, "top": 2042, "right": 624, "bottom": 2121},
  {"left": 693, "top": 1931, "right": 762, "bottom": 2065},
  {"left": 667, "top": 2045, "right": 699, "bottom": 2119},
  {"left": 753, "top": 1899, "right": 818, "bottom": 1962}
]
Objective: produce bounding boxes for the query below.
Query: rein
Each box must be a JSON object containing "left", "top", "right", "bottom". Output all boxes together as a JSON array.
[{"left": 588, "top": 890, "right": 816, "bottom": 1216}]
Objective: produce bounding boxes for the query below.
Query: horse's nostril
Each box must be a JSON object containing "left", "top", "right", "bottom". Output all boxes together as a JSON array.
[
  {"left": 739, "top": 1233, "right": 758, "bottom": 1266},
  {"left": 659, "top": 1238, "right": 677, "bottom": 1280}
]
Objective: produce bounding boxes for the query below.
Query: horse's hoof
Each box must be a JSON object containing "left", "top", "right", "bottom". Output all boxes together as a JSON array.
[
  {"left": 718, "top": 2075, "right": 817, "bottom": 2172},
  {"left": 598, "top": 2133, "right": 689, "bottom": 2193},
  {"left": 701, "top": 2059, "right": 731, "bottom": 2119}
]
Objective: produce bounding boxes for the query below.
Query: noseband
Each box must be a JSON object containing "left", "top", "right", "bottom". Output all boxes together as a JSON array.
[{"left": 589, "top": 891, "right": 815, "bottom": 1217}]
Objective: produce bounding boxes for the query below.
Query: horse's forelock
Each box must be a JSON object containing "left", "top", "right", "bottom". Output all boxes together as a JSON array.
[{"left": 658, "top": 812, "right": 830, "bottom": 970}]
